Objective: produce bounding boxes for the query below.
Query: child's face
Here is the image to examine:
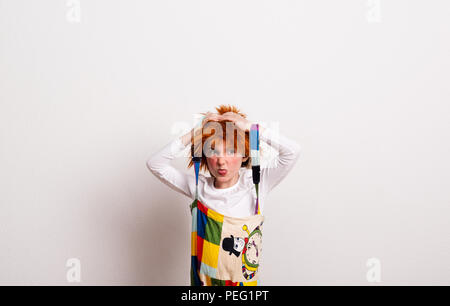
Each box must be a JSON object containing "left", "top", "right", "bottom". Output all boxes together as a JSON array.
[{"left": 205, "top": 140, "right": 247, "bottom": 183}]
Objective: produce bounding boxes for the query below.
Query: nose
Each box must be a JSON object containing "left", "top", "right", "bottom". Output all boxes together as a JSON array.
[{"left": 217, "top": 157, "right": 226, "bottom": 165}]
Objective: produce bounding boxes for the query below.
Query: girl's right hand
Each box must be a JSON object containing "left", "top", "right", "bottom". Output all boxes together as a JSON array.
[{"left": 200, "top": 111, "right": 222, "bottom": 126}]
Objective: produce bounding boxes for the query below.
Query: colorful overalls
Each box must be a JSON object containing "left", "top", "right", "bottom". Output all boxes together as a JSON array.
[{"left": 190, "top": 124, "right": 264, "bottom": 286}]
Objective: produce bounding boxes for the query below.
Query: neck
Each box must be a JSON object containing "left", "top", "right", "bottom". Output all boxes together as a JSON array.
[{"left": 214, "top": 172, "right": 240, "bottom": 189}]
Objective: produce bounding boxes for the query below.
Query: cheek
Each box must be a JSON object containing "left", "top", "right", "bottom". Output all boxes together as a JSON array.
[
  {"left": 206, "top": 158, "right": 216, "bottom": 167},
  {"left": 206, "top": 157, "right": 243, "bottom": 169},
  {"left": 231, "top": 157, "right": 243, "bottom": 168}
]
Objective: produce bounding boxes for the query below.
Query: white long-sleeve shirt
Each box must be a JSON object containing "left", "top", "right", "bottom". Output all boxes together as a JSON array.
[{"left": 146, "top": 125, "right": 302, "bottom": 218}]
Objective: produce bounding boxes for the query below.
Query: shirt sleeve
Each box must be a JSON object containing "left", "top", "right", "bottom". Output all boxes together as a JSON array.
[
  {"left": 146, "top": 136, "right": 196, "bottom": 199},
  {"left": 258, "top": 125, "right": 302, "bottom": 198}
]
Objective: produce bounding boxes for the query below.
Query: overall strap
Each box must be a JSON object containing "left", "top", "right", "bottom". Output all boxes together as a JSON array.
[
  {"left": 192, "top": 115, "right": 204, "bottom": 203},
  {"left": 250, "top": 123, "right": 261, "bottom": 215},
  {"left": 193, "top": 156, "right": 201, "bottom": 201}
]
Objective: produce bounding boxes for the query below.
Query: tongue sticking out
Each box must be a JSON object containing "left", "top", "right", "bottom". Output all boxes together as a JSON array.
[{"left": 218, "top": 169, "right": 227, "bottom": 175}]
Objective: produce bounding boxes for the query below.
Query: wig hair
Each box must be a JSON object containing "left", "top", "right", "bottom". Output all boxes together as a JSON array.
[{"left": 187, "top": 104, "right": 259, "bottom": 174}]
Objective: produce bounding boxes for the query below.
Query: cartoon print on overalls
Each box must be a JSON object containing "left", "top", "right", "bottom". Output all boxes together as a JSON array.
[{"left": 221, "top": 221, "right": 264, "bottom": 280}]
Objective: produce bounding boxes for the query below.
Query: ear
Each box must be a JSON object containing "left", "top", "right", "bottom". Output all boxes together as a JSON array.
[{"left": 242, "top": 157, "right": 249, "bottom": 163}]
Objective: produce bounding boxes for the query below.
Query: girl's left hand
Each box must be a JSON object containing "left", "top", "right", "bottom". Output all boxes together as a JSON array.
[{"left": 219, "top": 112, "right": 253, "bottom": 132}]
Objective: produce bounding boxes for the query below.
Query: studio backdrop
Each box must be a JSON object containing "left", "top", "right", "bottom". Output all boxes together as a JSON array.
[{"left": 0, "top": 0, "right": 449, "bottom": 285}]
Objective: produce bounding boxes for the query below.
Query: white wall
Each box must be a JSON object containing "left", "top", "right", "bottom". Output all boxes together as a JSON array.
[{"left": 0, "top": 0, "right": 449, "bottom": 285}]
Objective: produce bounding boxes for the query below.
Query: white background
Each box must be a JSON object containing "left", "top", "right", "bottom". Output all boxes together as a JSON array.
[{"left": 0, "top": 0, "right": 449, "bottom": 285}]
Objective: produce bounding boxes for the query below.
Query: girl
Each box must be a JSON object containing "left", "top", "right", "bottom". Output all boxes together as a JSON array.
[{"left": 147, "top": 105, "right": 301, "bottom": 285}]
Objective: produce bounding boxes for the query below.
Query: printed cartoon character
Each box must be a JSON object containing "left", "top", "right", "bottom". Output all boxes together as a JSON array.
[
  {"left": 221, "top": 221, "right": 263, "bottom": 280},
  {"left": 222, "top": 235, "right": 246, "bottom": 257}
]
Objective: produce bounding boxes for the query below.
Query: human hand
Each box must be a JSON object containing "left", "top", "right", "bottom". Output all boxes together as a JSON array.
[
  {"left": 219, "top": 112, "right": 252, "bottom": 132},
  {"left": 200, "top": 111, "right": 222, "bottom": 126}
]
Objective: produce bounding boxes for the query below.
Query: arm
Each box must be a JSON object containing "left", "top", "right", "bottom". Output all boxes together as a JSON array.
[
  {"left": 257, "top": 125, "right": 302, "bottom": 197},
  {"left": 147, "top": 112, "right": 223, "bottom": 198},
  {"left": 216, "top": 112, "right": 302, "bottom": 197},
  {"left": 146, "top": 130, "right": 196, "bottom": 199}
]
